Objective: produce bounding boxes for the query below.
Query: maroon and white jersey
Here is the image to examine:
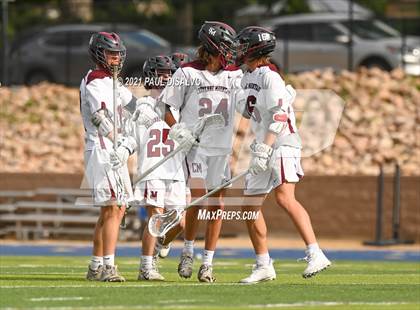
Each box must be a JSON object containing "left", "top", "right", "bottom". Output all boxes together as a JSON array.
[
  {"left": 240, "top": 65, "right": 298, "bottom": 144},
  {"left": 159, "top": 61, "right": 243, "bottom": 156},
  {"left": 80, "top": 69, "right": 135, "bottom": 151},
  {"left": 130, "top": 97, "right": 184, "bottom": 182}
]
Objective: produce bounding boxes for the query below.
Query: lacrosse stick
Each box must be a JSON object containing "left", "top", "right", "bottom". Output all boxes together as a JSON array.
[
  {"left": 148, "top": 170, "right": 249, "bottom": 237},
  {"left": 111, "top": 66, "right": 123, "bottom": 202},
  {"left": 111, "top": 65, "right": 129, "bottom": 227},
  {"left": 133, "top": 113, "right": 225, "bottom": 184}
]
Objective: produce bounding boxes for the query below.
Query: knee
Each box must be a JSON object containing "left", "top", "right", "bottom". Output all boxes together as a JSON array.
[
  {"left": 275, "top": 193, "right": 295, "bottom": 211},
  {"left": 101, "top": 205, "right": 125, "bottom": 220}
]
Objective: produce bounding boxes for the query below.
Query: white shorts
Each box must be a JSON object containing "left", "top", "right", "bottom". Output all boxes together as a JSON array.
[
  {"left": 134, "top": 179, "right": 186, "bottom": 210},
  {"left": 244, "top": 146, "right": 304, "bottom": 196},
  {"left": 84, "top": 146, "right": 133, "bottom": 206},
  {"left": 184, "top": 147, "right": 231, "bottom": 190}
]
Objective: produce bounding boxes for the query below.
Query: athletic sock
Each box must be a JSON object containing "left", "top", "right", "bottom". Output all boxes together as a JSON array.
[
  {"left": 202, "top": 250, "right": 215, "bottom": 266},
  {"left": 89, "top": 256, "right": 103, "bottom": 270},
  {"left": 183, "top": 239, "right": 194, "bottom": 256},
  {"left": 103, "top": 254, "right": 115, "bottom": 267},
  {"left": 307, "top": 243, "right": 320, "bottom": 254},
  {"left": 256, "top": 253, "right": 271, "bottom": 266},
  {"left": 141, "top": 255, "right": 153, "bottom": 270}
]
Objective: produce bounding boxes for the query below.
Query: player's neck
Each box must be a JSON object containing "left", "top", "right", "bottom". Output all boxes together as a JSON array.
[
  {"left": 246, "top": 61, "right": 259, "bottom": 72},
  {"left": 246, "top": 58, "right": 267, "bottom": 72},
  {"left": 205, "top": 57, "right": 222, "bottom": 73},
  {"left": 150, "top": 88, "right": 161, "bottom": 99}
]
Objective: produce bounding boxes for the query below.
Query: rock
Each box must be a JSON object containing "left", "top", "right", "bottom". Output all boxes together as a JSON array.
[{"left": 1, "top": 70, "right": 419, "bottom": 175}]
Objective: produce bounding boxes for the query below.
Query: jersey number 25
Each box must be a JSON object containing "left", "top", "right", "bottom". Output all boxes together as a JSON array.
[{"left": 147, "top": 128, "right": 175, "bottom": 157}]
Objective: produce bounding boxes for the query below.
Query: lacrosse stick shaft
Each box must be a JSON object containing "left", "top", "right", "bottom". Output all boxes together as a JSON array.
[
  {"left": 186, "top": 170, "right": 248, "bottom": 209},
  {"left": 133, "top": 140, "right": 195, "bottom": 184},
  {"left": 147, "top": 170, "right": 249, "bottom": 237},
  {"left": 112, "top": 66, "right": 118, "bottom": 150}
]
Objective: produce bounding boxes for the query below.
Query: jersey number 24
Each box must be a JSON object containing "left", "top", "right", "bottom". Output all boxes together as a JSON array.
[{"left": 198, "top": 98, "right": 229, "bottom": 126}]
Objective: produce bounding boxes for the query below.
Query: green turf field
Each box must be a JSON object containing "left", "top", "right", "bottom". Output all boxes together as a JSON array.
[{"left": 0, "top": 256, "right": 419, "bottom": 310}]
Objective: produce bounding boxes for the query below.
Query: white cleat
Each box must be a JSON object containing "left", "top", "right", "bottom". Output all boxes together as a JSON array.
[
  {"left": 197, "top": 264, "right": 216, "bottom": 283},
  {"left": 138, "top": 268, "right": 165, "bottom": 281},
  {"left": 240, "top": 260, "right": 276, "bottom": 284},
  {"left": 99, "top": 265, "right": 125, "bottom": 282},
  {"left": 86, "top": 265, "right": 103, "bottom": 281},
  {"left": 159, "top": 243, "right": 171, "bottom": 259},
  {"left": 300, "top": 250, "right": 331, "bottom": 278},
  {"left": 178, "top": 252, "right": 194, "bottom": 279}
]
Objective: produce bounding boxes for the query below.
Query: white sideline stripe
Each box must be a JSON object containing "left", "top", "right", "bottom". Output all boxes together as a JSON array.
[
  {"left": 0, "top": 283, "right": 243, "bottom": 289},
  {"left": 1, "top": 301, "right": 416, "bottom": 310},
  {"left": 248, "top": 301, "right": 414, "bottom": 308},
  {"left": 157, "top": 299, "right": 212, "bottom": 304},
  {"left": 0, "top": 265, "right": 72, "bottom": 268},
  {"left": 1, "top": 272, "right": 85, "bottom": 275},
  {"left": 30, "top": 297, "right": 88, "bottom": 302}
]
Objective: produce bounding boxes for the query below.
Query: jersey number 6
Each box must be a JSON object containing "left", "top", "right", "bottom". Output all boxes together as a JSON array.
[
  {"left": 198, "top": 98, "right": 229, "bottom": 126},
  {"left": 147, "top": 128, "right": 175, "bottom": 158}
]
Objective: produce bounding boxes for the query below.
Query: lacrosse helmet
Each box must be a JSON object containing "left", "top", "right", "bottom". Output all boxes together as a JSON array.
[
  {"left": 236, "top": 26, "right": 276, "bottom": 65},
  {"left": 170, "top": 53, "right": 191, "bottom": 72},
  {"left": 143, "top": 55, "right": 175, "bottom": 89},
  {"left": 198, "top": 21, "right": 237, "bottom": 67},
  {"left": 89, "top": 32, "right": 126, "bottom": 73}
]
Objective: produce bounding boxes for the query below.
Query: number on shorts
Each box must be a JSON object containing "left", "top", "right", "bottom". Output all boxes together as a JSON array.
[
  {"left": 198, "top": 97, "right": 229, "bottom": 126},
  {"left": 147, "top": 128, "right": 175, "bottom": 157}
]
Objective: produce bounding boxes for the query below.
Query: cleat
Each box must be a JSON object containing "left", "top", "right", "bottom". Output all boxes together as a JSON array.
[
  {"left": 197, "top": 264, "right": 216, "bottom": 283},
  {"left": 239, "top": 260, "right": 276, "bottom": 284},
  {"left": 178, "top": 252, "right": 193, "bottom": 278},
  {"left": 159, "top": 243, "right": 171, "bottom": 258},
  {"left": 299, "top": 250, "right": 331, "bottom": 278},
  {"left": 138, "top": 268, "right": 165, "bottom": 281},
  {"left": 100, "top": 265, "right": 125, "bottom": 282},
  {"left": 86, "top": 265, "right": 103, "bottom": 281},
  {"left": 138, "top": 255, "right": 163, "bottom": 280},
  {"left": 157, "top": 237, "right": 171, "bottom": 259}
]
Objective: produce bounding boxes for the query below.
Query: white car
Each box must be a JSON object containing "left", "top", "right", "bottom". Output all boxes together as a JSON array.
[{"left": 261, "top": 13, "right": 420, "bottom": 75}]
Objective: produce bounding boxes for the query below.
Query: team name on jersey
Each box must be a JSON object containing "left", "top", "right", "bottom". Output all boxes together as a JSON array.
[
  {"left": 143, "top": 116, "right": 162, "bottom": 129},
  {"left": 244, "top": 83, "right": 261, "bottom": 92},
  {"left": 197, "top": 85, "right": 230, "bottom": 94}
]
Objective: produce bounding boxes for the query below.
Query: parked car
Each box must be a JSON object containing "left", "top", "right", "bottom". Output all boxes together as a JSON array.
[
  {"left": 260, "top": 13, "right": 420, "bottom": 75},
  {"left": 8, "top": 24, "right": 172, "bottom": 86}
]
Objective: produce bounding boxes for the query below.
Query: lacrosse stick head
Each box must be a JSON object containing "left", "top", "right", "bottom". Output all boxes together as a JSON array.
[
  {"left": 148, "top": 209, "right": 183, "bottom": 238},
  {"left": 193, "top": 113, "right": 225, "bottom": 136}
]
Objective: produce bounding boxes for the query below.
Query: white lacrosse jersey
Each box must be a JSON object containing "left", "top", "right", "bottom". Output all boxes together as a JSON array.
[
  {"left": 159, "top": 61, "right": 243, "bottom": 156},
  {"left": 80, "top": 69, "right": 136, "bottom": 151},
  {"left": 130, "top": 96, "right": 184, "bottom": 182},
  {"left": 240, "top": 65, "right": 298, "bottom": 143}
]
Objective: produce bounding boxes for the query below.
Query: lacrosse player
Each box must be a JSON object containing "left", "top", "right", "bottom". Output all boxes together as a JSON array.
[
  {"left": 112, "top": 56, "right": 187, "bottom": 281},
  {"left": 160, "top": 21, "right": 242, "bottom": 282},
  {"left": 235, "top": 27, "right": 331, "bottom": 283},
  {"left": 81, "top": 32, "right": 137, "bottom": 282},
  {"left": 153, "top": 52, "right": 192, "bottom": 259},
  {"left": 170, "top": 52, "right": 191, "bottom": 72}
]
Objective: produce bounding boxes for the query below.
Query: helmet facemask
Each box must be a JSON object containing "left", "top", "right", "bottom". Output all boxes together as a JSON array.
[
  {"left": 143, "top": 56, "right": 175, "bottom": 89},
  {"left": 89, "top": 32, "right": 126, "bottom": 74}
]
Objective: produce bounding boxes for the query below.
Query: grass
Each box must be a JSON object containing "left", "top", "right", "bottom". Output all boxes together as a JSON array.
[{"left": 0, "top": 256, "right": 419, "bottom": 310}]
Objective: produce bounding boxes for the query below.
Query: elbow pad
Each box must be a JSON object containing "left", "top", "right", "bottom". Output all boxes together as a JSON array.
[{"left": 268, "top": 108, "right": 288, "bottom": 135}]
